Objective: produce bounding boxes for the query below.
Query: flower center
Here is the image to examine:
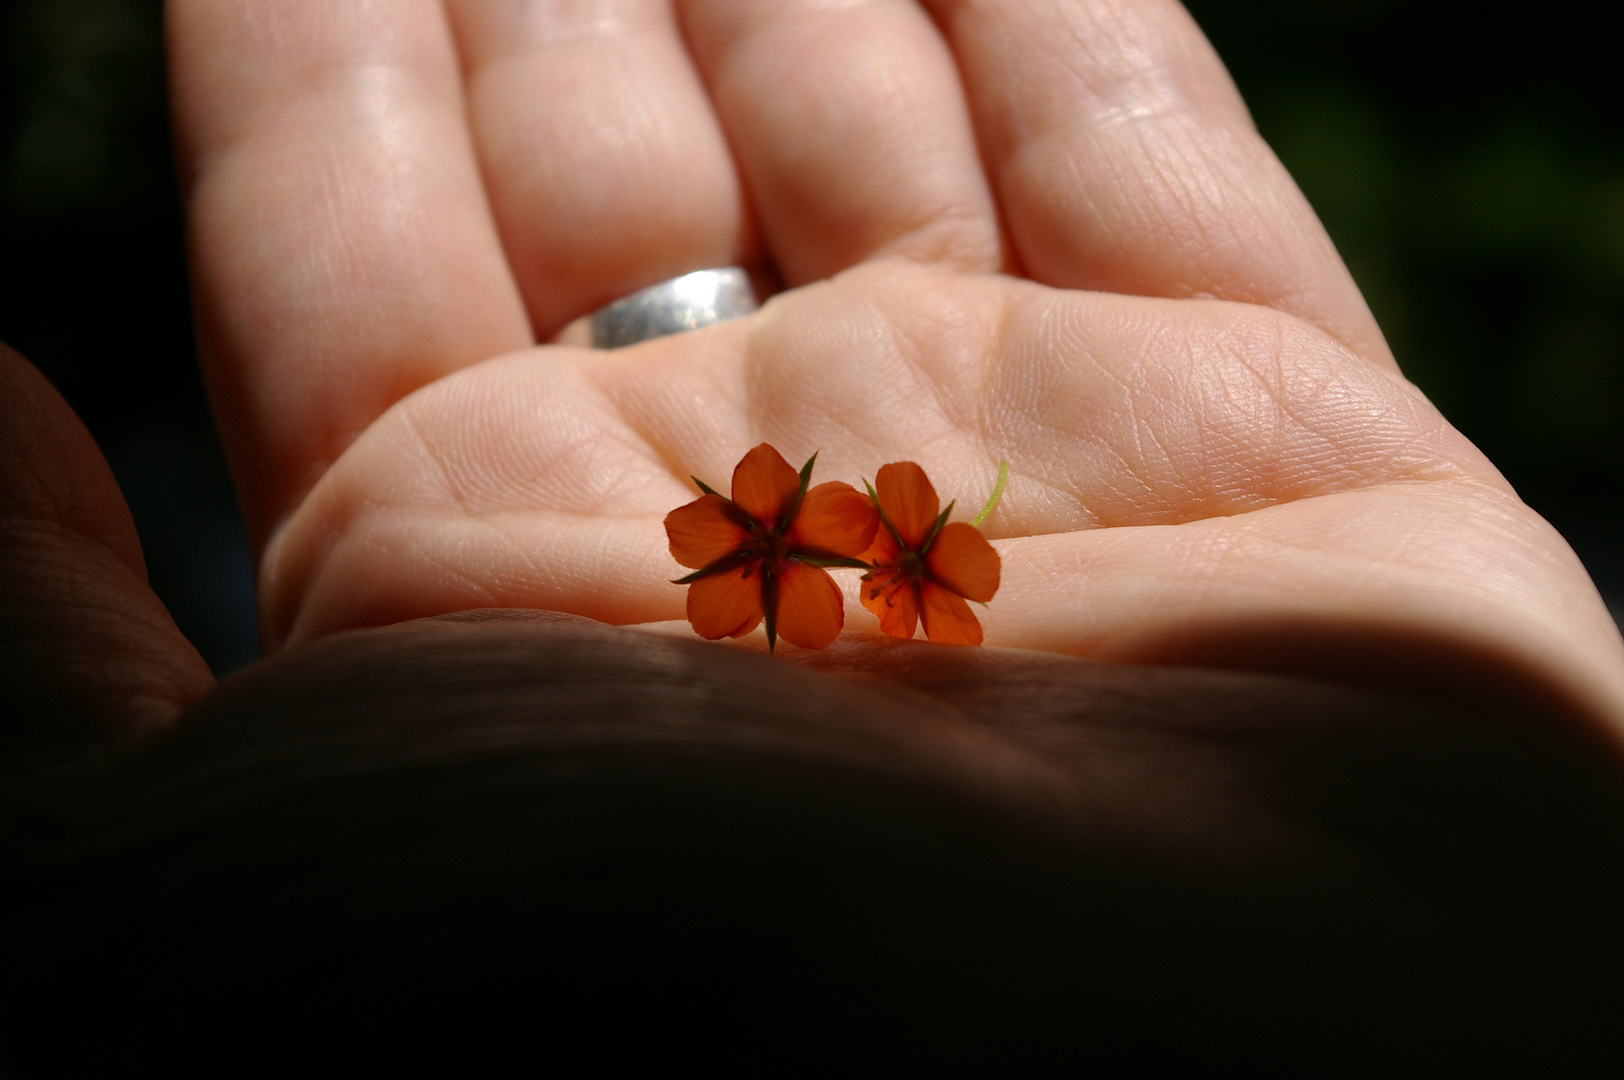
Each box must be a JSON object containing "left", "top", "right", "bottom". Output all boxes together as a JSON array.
[
  {"left": 897, "top": 550, "right": 926, "bottom": 581},
  {"left": 743, "top": 525, "right": 795, "bottom": 574}
]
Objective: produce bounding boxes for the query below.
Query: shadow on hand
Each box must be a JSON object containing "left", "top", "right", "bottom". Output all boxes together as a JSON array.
[{"left": 5, "top": 611, "right": 1623, "bottom": 1070}]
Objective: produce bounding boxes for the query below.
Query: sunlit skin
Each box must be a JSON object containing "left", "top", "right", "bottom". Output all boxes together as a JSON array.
[
  {"left": 861, "top": 462, "right": 1000, "bottom": 646},
  {"left": 156, "top": 0, "right": 1624, "bottom": 738},
  {"left": 665, "top": 444, "right": 878, "bottom": 650}
]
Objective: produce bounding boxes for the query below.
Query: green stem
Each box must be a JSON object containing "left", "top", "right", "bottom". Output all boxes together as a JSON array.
[{"left": 969, "top": 461, "right": 1009, "bottom": 528}]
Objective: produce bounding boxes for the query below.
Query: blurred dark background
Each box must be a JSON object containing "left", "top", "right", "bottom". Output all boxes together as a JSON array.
[{"left": 1, "top": 0, "right": 1619, "bottom": 676}]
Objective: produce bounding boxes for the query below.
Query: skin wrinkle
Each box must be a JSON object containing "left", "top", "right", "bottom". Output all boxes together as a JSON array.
[
  {"left": 978, "top": 2, "right": 1153, "bottom": 146},
  {"left": 1130, "top": 375, "right": 1184, "bottom": 501},
  {"left": 854, "top": 74, "right": 979, "bottom": 256},
  {"left": 984, "top": 436, "right": 1086, "bottom": 534},
  {"left": 1201, "top": 328, "right": 1278, "bottom": 492},
  {"left": 1203, "top": 321, "right": 1308, "bottom": 503},
  {"left": 1087, "top": 342, "right": 1163, "bottom": 512},
  {"left": 941, "top": 284, "right": 1435, "bottom": 532},
  {"left": 746, "top": 290, "right": 914, "bottom": 468},
  {"left": 931, "top": 0, "right": 1389, "bottom": 368},
  {"left": 1180, "top": 308, "right": 1468, "bottom": 511},
  {"left": 173, "top": 2, "right": 459, "bottom": 161},
  {"left": 518, "top": 414, "right": 645, "bottom": 514},
  {"left": 986, "top": 300, "right": 1106, "bottom": 528},
  {"left": 1009, "top": 305, "right": 1179, "bottom": 525},
  {"left": 524, "top": 401, "right": 642, "bottom": 512},
  {"left": 592, "top": 327, "right": 757, "bottom": 496},
  {"left": 878, "top": 191, "right": 998, "bottom": 270},
  {"left": 689, "top": 0, "right": 999, "bottom": 279},
  {"left": 396, "top": 524, "right": 502, "bottom": 601},
  {"left": 1212, "top": 489, "right": 1549, "bottom": 606},
  {"left": 293, "top": 514, "right": 496, "bottom": 644},
  {"left": 969, "top": 283, "right": 1020, "bottom": 525},
  {"left": 589, "top": 399, "right": 706, "bottom": 518},
  {"left": 391, "top": 412, "right": 655, "bottom": 583},
  {"left": 2, "top": 473, "right": 123, "bottom": 569},
  {"left": 469, "top": 2, "right": 640, "bottom": 53},
  {"left": 872, "top": 275, "right": 978, "bottom": 437},
  {"left": 473, "top": 514, "right": 550, "bottom": 589},
  {"left": 397, "top": 408, "right": 475, "bottom": 521},
  {"left": 1146, "top": 132, "right": 1355, "bottom": 344},
  {"left": 0, "top": 520, "right": 145, "bottom": 582},
  {"left": 1130, "top": 320, "right": 1194, "bottom": 495},
  {"left": 580, "top": 84, "right": 679, "bottom": 191},
  {"left": 1143, "top": 126, "right": 1229, "bottom": 263},
  {"left": 689, "top": 0, "right": 889, "bottom": 44},
  {"left": 1147, "top": 133, "right": 1301, "bottom": 309},
  {"left": 456, "top": 357, "right": 677, "bottom": 516}
]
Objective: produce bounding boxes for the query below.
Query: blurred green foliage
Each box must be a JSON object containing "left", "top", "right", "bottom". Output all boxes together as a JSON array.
[
  {"left": 2, "top": 0, "right": 179, "bottom": 431},
  {"left": 6, "top": 0, "right": 164, "bottom": 214},
  {"left": 1259, "top": 82, "right": 1624, "bottom": 459}
]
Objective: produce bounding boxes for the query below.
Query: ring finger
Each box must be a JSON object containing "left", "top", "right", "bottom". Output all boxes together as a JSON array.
[{"left": 444, "top": 0, "right": 757, "bottom": 339}]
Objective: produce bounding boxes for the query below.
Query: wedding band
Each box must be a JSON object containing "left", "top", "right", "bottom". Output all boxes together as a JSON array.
[{"left": 588, "top": 267, "right": 759, "bottom": 349}]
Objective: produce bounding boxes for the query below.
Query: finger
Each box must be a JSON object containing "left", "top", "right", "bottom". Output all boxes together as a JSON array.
[
  {"left": 680, "top": 0, "right": 1003, "bottom": 284},
  {"left": 443, "top": 0, "right": 753, "bottom": 339},
  {"left": 169, "top": 0, "right": 533, "bottom": 549},
  {"left": 923, "top": 0, "right": 1394, "bottom": 368},
  {"left": 0, "top": 345, "right": 213, "bottom": 746}
]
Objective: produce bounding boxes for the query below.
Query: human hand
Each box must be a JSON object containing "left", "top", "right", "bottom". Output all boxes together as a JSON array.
[{"left": 167, "top": 0, "right": 1624, "bottom": 730}]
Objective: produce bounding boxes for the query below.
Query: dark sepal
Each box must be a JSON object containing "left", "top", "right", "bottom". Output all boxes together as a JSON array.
[
  {"left": 922, "top": 500, "right": 955, "bottom": 552},
  {"left": 863, "top": 477, "right": 906, "bottom": 551},
  {"left": 780, "top": 450, "right": 819, "bottom": 525},
  {"left": 670, "top": 550, "right": 753, "bottom": 585},
  {"left": 762, "top": 568, "right": 778, "bottom": 653},
  {"left": 691, "top": 475, "right": 721, "bottom": 497},
  {"left": 796, "top": 555, "right": 874, "bottom": 570}
]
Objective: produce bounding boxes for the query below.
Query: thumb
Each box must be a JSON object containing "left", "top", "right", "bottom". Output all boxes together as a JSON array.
[{"left": 0, "top": 342, "right": 213, "bottom": 757}]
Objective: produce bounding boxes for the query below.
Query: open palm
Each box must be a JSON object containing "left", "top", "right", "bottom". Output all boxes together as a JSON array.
[{"left": 170, "top": 0, "right": 1624, "bottom": 728}]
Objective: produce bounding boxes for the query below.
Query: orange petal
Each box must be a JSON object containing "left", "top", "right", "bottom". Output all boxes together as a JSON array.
[
  {"left": 665, "top": 494, "right": 749, "bottom": 570},
  {"left": 925, "top": 522, "right": 1001, "bottom": 602},
  {"left": 773, "top": 562, "right": 844, "bottom": 650},
  {"left": 874, "top": 462, "right": 939, "bottom": 549},
  {"left": 731, "top": 443, "right": 802, "bottom": 526},
  {"left": 686, "top": 564, "right": 764, "bottom": 639},
  {"left": 918, "top": 583, "right": 982, "bottom": 646},
  {"left": 860, "top": 572, "right": 919, "bottom": 640},
  {"left": 788, "top": 481, "right": 880, "bottom": 558},
  {"left": 858, "top": 520, "right": 902, "bottom": 566}
]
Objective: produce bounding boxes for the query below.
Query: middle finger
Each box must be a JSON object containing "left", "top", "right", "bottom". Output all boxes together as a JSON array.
[{"left": 680, "top": 0, "right": 1004, "bottom": 285}]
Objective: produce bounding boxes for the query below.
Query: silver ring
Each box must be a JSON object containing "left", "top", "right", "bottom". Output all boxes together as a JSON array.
[{"left": 588, "top": 267, "right": 759, "bottom": 349}]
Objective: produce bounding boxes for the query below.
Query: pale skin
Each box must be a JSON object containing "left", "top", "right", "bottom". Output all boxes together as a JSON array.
[{"left": 6, "top": 0, "right": 1619, "bottom": 745}]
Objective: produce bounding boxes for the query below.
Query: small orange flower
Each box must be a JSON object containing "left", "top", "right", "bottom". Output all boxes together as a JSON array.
[
  {"left": 860, "top": 462, "right": 1001, "bottom": 645},
  {"left": 665, "top": 444, "right": 879, "bottom": 651}
]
